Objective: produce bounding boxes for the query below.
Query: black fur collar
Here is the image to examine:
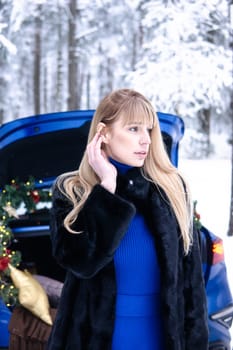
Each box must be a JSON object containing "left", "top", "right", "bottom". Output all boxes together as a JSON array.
[{"left": 116, "top": 167, "right": 150, "bottom": 211}]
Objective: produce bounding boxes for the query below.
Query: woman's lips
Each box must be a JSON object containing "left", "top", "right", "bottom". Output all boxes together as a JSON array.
[{"left": 134, "top": 151, "right": 147, "bottom": 158}]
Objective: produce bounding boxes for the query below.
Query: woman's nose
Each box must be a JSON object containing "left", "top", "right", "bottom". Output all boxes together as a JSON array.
[{"left": 140, "top": 132, "right": 151, "bottom": 145}]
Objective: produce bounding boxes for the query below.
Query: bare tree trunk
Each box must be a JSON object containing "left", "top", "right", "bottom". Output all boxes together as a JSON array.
[
  {"left": 0, "top": 47, "right": 5, "bottom": 123},
  {"left": 0, "top": 47, "right": 7, "bottom": 123},
  {"left": 55, "top": 5, "right": 64, "bottom": 111},
  {"left": 34, "top": 6, "right": 42, "bottom": 115},
  {"left": 106, "top": 57, "right": 114, "bottom": 92},
  {"left": 227, "top": 0, "right": 233, "bottom": 236},
  {"left": 227, "top": 91, "right": 233, "bottom": 236},
  {"left": 86, "top": 72, "right": 91, "bottom": 109},
  {"left": 128, "top": 1, "right": 145, "bottom": 76},
  {"left": 0, "top": 108, "right": 3, "bottom": 125},
  {"left": 197, "top": 108, "right": 211, "bottom": 157},
  {"left": 98, "top": 44, "right": 113, "bottom": 99},
  {"left": 43, "top": 64, "right": 47, "bottom": 113},
  {"left": 76, "top": 4, "right": 82, "bottom": 109},
  {"left": 98, "top": 44, "right": 105, "bottom": 99},
  {"left": 67, "top": 0, "right": 80, "bottom": 110},
  {"left": 131, "top": 19, "right": 143, "bottom": 71},
  {"left": 0, "top": 76, "right": 5, "bottom": 124}
]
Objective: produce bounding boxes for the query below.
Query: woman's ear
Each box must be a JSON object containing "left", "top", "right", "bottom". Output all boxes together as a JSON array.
[
  {"left": 97, "top": 122, "right": 110, "bottom": 144},
  {"left": 96, "top": 122, "right": 106, "bottom": 134}
]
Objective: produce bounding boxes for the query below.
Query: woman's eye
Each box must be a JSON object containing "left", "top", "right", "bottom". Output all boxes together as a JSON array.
[{"left": 129, "top": 126, "right": 138, "bottom": 132}]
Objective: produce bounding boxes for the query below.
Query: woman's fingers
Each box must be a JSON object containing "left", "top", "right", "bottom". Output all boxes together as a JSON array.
[
  {"left": 86, "top": 133, "right": 117, "bottom": 193},
  {"left": 87, "top": 133, "right": 103, "bottom": 162},
  {"left": 87, "top": 133, "right": 107, "bottom": 173}
]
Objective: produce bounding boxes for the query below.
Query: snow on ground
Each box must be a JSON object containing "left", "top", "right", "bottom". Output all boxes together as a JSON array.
[{"left": 179, "top": 158, "right": 233, "bottom": 343}]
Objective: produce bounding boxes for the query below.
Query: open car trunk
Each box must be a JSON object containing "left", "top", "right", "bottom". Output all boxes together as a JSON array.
[{"left": 0, "top": 110, "right": 184, "bottom": 281}]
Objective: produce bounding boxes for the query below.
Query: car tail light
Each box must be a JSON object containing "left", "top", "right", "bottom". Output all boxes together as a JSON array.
[{"left": 212, "top": 238, "right": 225, "bottom": 265}]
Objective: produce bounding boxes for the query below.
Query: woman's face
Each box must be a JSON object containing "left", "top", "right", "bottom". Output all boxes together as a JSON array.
[{"left": 103, "top": 116, "right": 152, "bottom": 167}]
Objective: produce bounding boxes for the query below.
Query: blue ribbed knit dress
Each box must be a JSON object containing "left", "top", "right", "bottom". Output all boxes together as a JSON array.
[{"left": 111, "top": 160, "right": 164, "bottom": 350}]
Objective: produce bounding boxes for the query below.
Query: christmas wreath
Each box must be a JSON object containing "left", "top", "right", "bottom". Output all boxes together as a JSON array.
[{"left": 0, "top": 177, "right": 52, "bottom": 307}]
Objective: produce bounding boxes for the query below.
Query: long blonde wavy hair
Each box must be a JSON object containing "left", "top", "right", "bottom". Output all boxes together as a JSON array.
[{"left": 57, "top": 89, "right": 193, "bottom": 254}]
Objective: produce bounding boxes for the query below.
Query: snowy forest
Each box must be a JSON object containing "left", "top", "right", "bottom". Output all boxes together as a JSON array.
[{"left": 0, "top": 0, "right": 233, "bottom": 230}]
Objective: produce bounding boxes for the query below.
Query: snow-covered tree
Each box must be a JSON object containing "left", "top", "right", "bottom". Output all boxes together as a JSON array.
[{"left": 125, "top": 0, "right": 232, "bottom": 157}]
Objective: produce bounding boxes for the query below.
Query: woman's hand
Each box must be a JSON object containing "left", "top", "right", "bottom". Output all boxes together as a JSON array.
[{"left": 87, "top": 132, "right": 117, "bottom": 193}]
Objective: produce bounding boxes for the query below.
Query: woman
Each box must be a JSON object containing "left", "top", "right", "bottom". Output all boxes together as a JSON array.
[{"left": 47, "top": 89, "right": 208, "bottom": 350}]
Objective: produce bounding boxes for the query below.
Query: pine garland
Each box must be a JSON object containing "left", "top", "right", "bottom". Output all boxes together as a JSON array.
[
  {"left": 0, "top": 177, "right": 52, "bottom": 307},
  {"left": 193, "top": 200, "right": 202, "bottom": 230}
]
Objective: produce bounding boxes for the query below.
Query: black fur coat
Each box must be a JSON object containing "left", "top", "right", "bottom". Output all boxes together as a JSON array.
[{"left": 47, "top": 167, "right": 208, "bottom": 350}]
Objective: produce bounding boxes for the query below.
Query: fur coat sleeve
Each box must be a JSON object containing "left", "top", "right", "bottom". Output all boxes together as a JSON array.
[
  {"left": 50, "top": 184, "right": 136, "bottom": 278},
  {"left": 183, "top": 227, "right": 209, "bottom": 349}
]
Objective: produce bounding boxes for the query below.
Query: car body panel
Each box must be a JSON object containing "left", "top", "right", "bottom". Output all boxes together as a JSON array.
[
  {"left": 200, "top": 226, "right": 233, "bottom": 348},
  {"left": 0, "top": 298, "right": 11, "bottom": 347}
]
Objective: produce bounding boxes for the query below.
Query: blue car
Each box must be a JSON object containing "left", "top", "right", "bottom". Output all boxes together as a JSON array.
[{"left": 0, "top": 110, "right": 232, "bottom": 349}]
